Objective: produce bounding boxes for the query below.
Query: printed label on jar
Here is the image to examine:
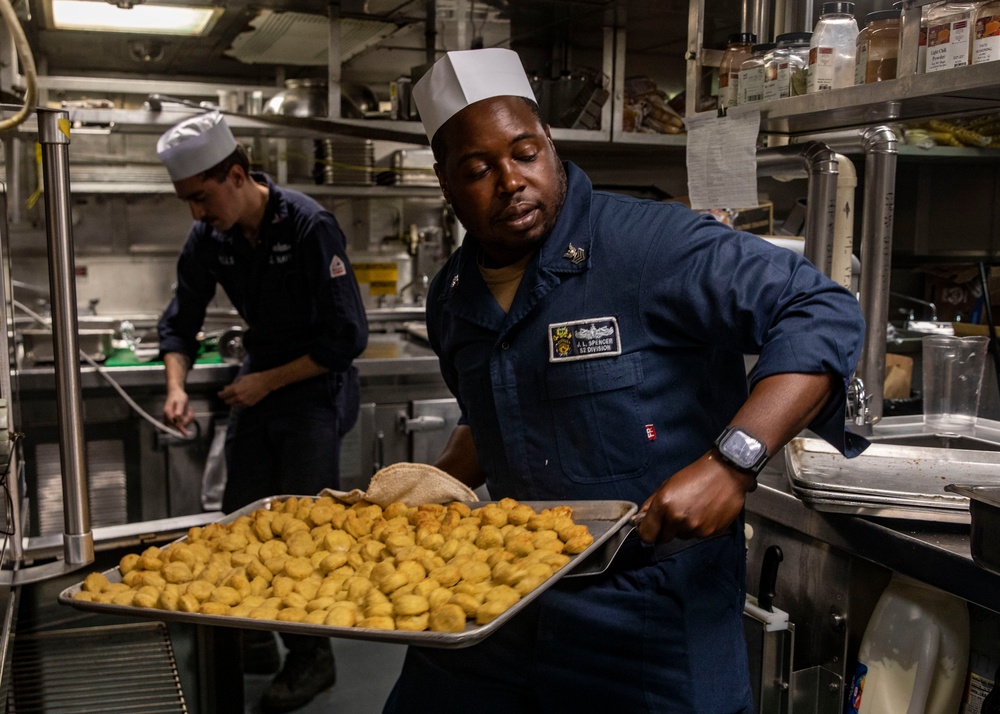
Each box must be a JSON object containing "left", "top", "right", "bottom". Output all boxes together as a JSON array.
[
  {"left": 739, "top": 66, "right": 765, "bottom": 103},
  {"left": 763, "top": 61, "right": 791, "bottom": 101},
  {"left": 950, "top": 19, "right": 972, "bottom": 67},
  {"left": 846, "top": 662, "right": 867, "bottom": 714},
  {"left": 927, "top": 22, "right": 953, "bottom": 71},
  {"left": 807, "top": 46, "right": 836, "bottom": 92},
  {"left": 855, "top": 44, "right": 869, "bottom": 84},
  {"left": 974, "top": 15, "right": 1000, "bottom": 63}
]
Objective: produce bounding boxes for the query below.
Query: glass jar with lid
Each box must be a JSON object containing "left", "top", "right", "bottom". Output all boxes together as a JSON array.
[
  {"left": 762, "top": 34, "right": 811, "bottom": 100},
  {"left": 738, "top": 43, "right": 774, "bottom": 104},
  {"left": 718, "top": 32, "right": 757, "bottom": 112},
  {"left": 855, "top": 9, "right": 901, "bottom": 83},
  {"left": 780, "top": 32, "right": 813, "bottom": 96}
]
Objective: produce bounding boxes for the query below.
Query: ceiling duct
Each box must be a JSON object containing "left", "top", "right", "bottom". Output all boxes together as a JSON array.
[{"left": 225, "top": 11, "right": 398, "bottom": 66}]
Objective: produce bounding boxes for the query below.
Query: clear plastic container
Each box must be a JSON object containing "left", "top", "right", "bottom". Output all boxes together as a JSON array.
[
  {"left": 856, "top": 9, "right": 902, "bottom": 84},
  {"left": 738, "top": 43, "right": 774, "bottom": 105},
  {"left": 973, "top": 0, "right": 1000, "bottom": 63},
  {"left": 808, "top": 1, "right": 860, "bottom": 92},
  {"left": 718, "top": 32, "right": 756, "bottom": 111},
  {"left": 926, "top": 0, "right": 982, "bottom": 72},
  {"left": 847, "top": 574, "right": 970, "bottom": 714}
]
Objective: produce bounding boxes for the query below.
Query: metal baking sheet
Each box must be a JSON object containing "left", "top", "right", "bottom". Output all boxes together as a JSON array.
[
  {"left": 59, "top": 497, "right": 637, "bottom": 649},
  {"left": 784, "top": 436, "right": 1000, "bottom": 520},
  {"left": 788, "top": 494, "right": 971, "bottom": 524}
]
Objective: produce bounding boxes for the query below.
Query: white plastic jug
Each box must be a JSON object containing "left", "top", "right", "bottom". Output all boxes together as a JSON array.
[{"left": 847, "top": 573, "right": 970, "bottom": 714}]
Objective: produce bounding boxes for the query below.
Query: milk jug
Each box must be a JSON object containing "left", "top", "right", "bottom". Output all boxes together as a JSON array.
[{"left": 848, "top": 573, "right": 970, "bottom": 714}]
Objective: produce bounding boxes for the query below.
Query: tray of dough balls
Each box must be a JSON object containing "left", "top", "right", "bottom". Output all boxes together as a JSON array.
[{"left": 60, "top": 495, "right": 637, "bottom": 648}]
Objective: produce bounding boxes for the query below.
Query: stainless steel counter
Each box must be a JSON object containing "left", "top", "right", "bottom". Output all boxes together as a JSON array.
[
  {"left": 14, "top": 331, "right": 444, "bottom": 392},
  {"left": 750, "top": 458, "right": 1000, "bottom": 613}
]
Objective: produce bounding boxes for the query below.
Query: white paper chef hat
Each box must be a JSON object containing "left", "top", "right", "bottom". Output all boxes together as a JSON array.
[
  {"left": 412, "top": 48, "right": 536, "bottom": 141},
  {"left": 156, "top": 110, "right": 238, "bottom": 181}
]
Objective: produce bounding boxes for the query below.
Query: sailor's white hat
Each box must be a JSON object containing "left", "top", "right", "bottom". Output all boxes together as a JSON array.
[
  {"left": 156, "top": 110, "right": 238, "bottom": 182},
  {"left": 412, "top": 48, "right": 537, "bottom": 142}
]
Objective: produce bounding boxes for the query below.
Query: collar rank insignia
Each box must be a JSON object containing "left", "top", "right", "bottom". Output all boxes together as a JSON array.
[
  {"left": 563, "top": 243, "right": 586, "bottom": 265},
  {"left": 450, "top": 274, "right": 460, "bottom": 289}
]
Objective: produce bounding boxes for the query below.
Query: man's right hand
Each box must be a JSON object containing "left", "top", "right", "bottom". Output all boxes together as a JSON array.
[{"left": 163, "top": 388, "right": 195, "bottom": 436}]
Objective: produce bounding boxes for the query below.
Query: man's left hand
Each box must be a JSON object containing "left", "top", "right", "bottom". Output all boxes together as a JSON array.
[
  {"left": 218, "top": 373, "right": 272, "bottom": 408},
  {"left": 636, "top": 451, "right": 753, "bottom": 545}
]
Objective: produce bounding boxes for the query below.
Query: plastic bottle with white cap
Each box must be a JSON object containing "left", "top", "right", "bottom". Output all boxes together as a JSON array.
[
  {"left": 847, "top": 573, "right": 970, "bottom": 714},
  {"left": 807, "top": 2, "right": 860, "bottom": 92}
]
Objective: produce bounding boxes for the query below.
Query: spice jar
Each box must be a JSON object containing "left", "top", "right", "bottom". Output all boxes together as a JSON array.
[
  {"left": 738, "top": 43, "right": 774, "bottom": 105},
  {"left": 718, "top": 32, "right": 756, "bottom": 112},
  {"left": 781, "top": 32, "right": 813, "bottom": 95},
  {"left": 855, "top": 9, "right": 901, "bottom": 83},
  {"left": 926, "top": 0, "right": 982, "bottom": 72},
  {"left": 973, "top": 0, "right": 1000, "bottom": 63},
  {"left": 808, "top": 1, "right": 860, "bottom": 92}
]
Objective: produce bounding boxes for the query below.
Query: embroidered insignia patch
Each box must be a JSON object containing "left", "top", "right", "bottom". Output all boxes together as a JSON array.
[
  {"left": 329, "top": 255, "right": 347, "bottom": 278},
  {"left": 548, "top": 317, "right": 621, "bottom": 362}
]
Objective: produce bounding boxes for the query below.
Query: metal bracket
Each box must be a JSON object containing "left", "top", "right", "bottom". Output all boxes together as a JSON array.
[{"left": 397, "top": 412, "right": 446, "bottom": 435}]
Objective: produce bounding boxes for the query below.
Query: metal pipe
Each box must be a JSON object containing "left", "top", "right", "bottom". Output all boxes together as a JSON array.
[
  {"left": 756, "top": 142, "right": 840, "bottom": 277},
  {"left": 856, "top": 125, "right": 898, "bottom": 429},
  {"left": 38, "top": 108, "right": 93, "bottom": 568},
  {"left": 425, "top": 0, "right": 437, "bottom": 66}
]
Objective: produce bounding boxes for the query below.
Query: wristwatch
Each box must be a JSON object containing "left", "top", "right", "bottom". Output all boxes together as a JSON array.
[{"left": 714, "top": 426, "right": 770, "bottom": 478}]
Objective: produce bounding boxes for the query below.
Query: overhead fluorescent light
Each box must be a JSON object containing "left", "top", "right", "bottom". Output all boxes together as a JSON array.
[{"left": 51, "top": 0, "right": 220, "bottom": 35}]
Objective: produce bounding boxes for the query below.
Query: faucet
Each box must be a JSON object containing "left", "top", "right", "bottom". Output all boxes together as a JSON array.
[
  {"left": 398, "top": 274, "right": 430, "bottom": 305},
  {"left": 847, "top": 376, "right": 873, "bottom": 431},
  {"left": 890, "top": 291, "right": 938, "bottom": 323}
]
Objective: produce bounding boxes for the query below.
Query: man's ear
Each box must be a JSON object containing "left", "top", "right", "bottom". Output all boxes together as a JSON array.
[
  {"left": 229, "top": 164, "right": 247, "bottom": 187},
  {"left": 434, "top": 163, "right": 452, "bottom": 204}
]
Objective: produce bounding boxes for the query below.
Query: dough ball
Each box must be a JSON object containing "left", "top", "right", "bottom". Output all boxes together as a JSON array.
[
  {"left": 210, "top": 586, "right": 242, "bottom": 607},
  {"left": 356, "top": 616, "right": 395, "bottom": 630},
  {"left": 484, "top": 585, "right": 520, "bottom": 608},
  {"left": 506, "top": 504, "right": 535, "bottom": 526},
  {"left": 281, "top": 592, "right": 309, "bottom": 610},
  {"left": 304, "top": 609, "right": 329, "bottom": 625},
  {"left": 308, "top": 503, "right": 335, "bottom": 527},
  {"left": 458, "top": 560, "right": 491, "bottom": 585},
  {"left": 475, "top": 525, "right": 504, "bottom": 550},
  {"left": 258, "top": 540, "right": 288, "bottom": 561},
  {"left": 383, "top": 502, "right": 410, "bottom": 520},
  {"left": 428, "top": 603, "right": 467, "bottom": 633},
  {"left": 448, "top": 592, "right": 482, "bottom": 617},
  {"left": 323, "top": 530, "right": 354, "bottom": 553},
  {"left": 475, "top": 599, "right": 510, "bottom": 625},
  {"left": 178, "top": 593, "right": 201, "bottom": 613},
  {"left": 320, "top": 552, "right": 349, "bottom": 574},
  {"left": 396, "top": 560, "right": 427, "bottom": 585},
  {"left": 118, "top": 553, "right": 141, "bottom": 575},
  {"left": 83, "top": 572, "right": 110, "bottom": 593},
  {"left": 186, "top": 579, "right": 215, "bottom": 602},
  {"left": 395, "top": 613, "right": 429, "bottom": 632},
  {"left": 393, "top": 594, "right": 430, "bottom": 617},
  {"left": 563, "top": 533, "right": 594, "bottom": 554},
  {"left": 199, "top": 602, "right": 230, "bottom": 616},
  {"left": 283, "top": 557, "right": 315, "bottom": 580},
  {"left": 285, "top": 531, "right": 317, "bottom": 558},
  {"left": 276, "top": 607, "right": 308, "bottom": 623},
  {"left": 325, "top": 603, "right": 359, "bottom": 627},
  {"left": 162, "top": 562, "right": 194, "bottom": 584}
]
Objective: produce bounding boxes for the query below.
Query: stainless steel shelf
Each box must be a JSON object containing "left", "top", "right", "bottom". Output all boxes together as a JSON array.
[
  {"left": 732, "top": 62, "right": 1000, "bottom": 136},
  {"left": 68, "top": 181, "right": 445, "bottom": 198}
]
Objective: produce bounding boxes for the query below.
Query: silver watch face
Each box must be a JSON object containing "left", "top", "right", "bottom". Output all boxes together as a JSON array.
[{"left": 720, "top": 429, "right": 765, "bottom": 468}]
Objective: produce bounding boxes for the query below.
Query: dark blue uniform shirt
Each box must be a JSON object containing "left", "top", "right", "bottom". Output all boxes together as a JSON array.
[
  {"left": 426, "top": 162, "right": 866, "bottom": 503},
  {"left": 158, "top": 173, "right": 368, "bottom": 373}
]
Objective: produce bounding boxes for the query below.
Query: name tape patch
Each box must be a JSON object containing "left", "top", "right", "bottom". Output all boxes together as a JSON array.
[{"left": 549, "top": 317, "right": 622, "bottom": 362}]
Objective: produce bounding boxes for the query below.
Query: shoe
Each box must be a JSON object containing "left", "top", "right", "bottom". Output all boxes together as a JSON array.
[
  {"left": 259, "top": 640, "right": 337, "bottom": 713},
  {"left": 242, "top": 630, "right": 281, "bottom": 675}
]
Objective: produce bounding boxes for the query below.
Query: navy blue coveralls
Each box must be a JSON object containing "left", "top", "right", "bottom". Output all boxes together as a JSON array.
[
  {"left": 158, "top": 173, "right": 368, "bottom": 513},
  {"left": 385, "top": 163, "right": 866, "bottom": 713}
]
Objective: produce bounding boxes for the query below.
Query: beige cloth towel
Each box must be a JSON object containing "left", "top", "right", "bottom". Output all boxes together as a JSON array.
[{"left": 319, "top": 462, "right": 479, "bottom": 507}]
